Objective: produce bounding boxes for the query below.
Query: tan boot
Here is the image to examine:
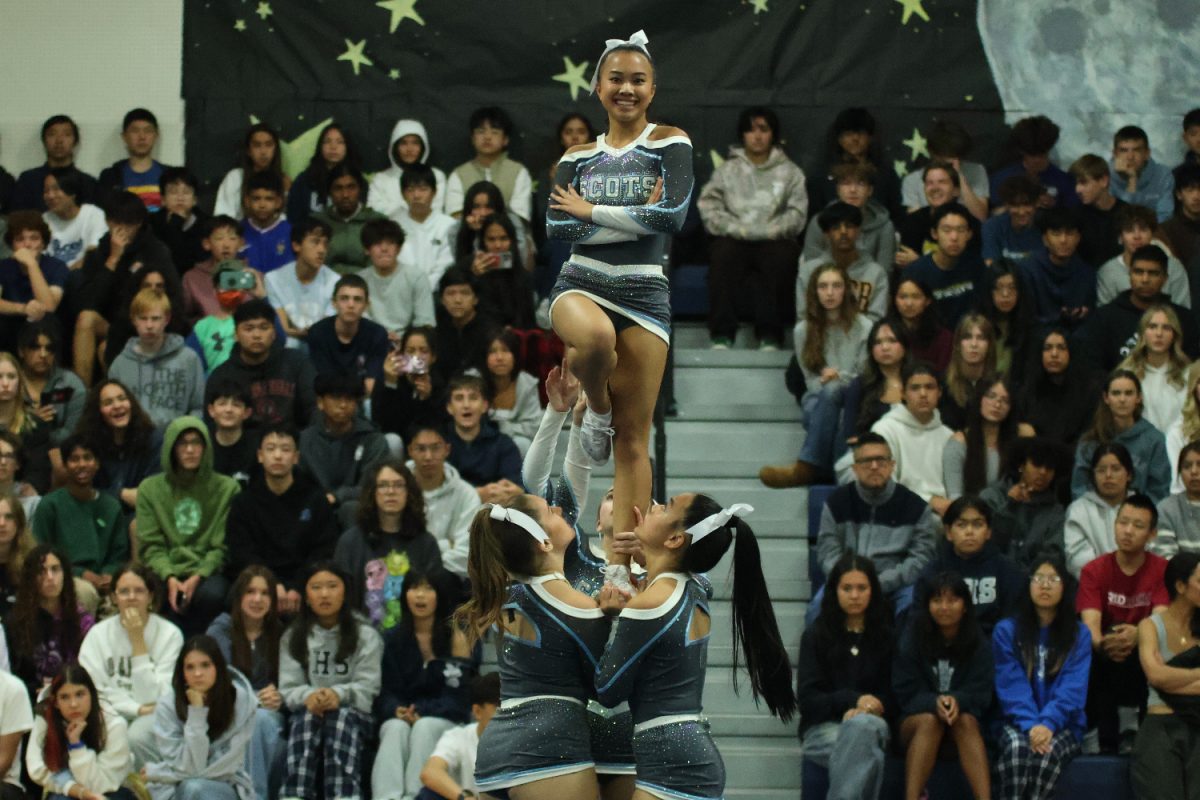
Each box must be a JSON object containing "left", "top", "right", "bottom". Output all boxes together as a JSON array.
[{"left": 758, "top": 460, "right": 816, "bottom": 488}]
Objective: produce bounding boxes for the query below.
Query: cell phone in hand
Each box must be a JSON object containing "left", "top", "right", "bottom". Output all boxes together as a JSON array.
[{"left": 496, "top": 252, "right": 514, "bottom": 270}]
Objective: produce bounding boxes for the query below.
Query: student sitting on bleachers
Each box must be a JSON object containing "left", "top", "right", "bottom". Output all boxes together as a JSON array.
[
  {"left": 894, "top": 572, "right": 994, "bottom": 800},
  {"left": 1066, "top": 444, "right": 1136, "bottom": 578},
  {"left": 797, "top": 553, "right": 895, "bottom": 800},
  {"left": 992, "top": 556, "right": 1090, "bottom": 800},
  {"left": 1155, "top": 442, "right": 1200, "bottom": 558},
  {"left": 871, "top": 362, "right": 954, "bottom": 514},
  {"left": 942, "top": 376, "right": 1033, "bottom": 500},
  {"left": 980, "top": 436, "right": 1068, "bottom": 571}
]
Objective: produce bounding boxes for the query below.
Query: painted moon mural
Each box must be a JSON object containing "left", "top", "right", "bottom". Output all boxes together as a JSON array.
[{"left": 977, "top": 0, "right": 1197, "bottom": 162}]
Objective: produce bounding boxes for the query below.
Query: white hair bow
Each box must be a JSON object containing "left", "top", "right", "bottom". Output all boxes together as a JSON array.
[
  {"left": 589, "top": 29, "right": 651, "bottom": 93},
  {"left": 489, "top": 504, "right": 549, "bottom": 543},
  {"left": 685, "top": 503, "right": 753, "bottom": 543}
]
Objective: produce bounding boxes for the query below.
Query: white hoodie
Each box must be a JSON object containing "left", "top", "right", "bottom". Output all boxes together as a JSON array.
[
  {"left": 871, "top": 404, "right": 953, "bottom": 501},
  {"left": 79, "top": 614, "right": 184, "bottom": 722},
  {"left": 408, "top": 460, "right": 480, "bottom": 579},
  {"left": 27, "top": 707, "right": 131, "bottom": 797},
  {"left": 369, "top": 119, "right": 448, "bottom": 218}
]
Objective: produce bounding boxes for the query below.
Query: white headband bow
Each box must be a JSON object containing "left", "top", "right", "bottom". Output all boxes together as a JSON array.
[
  {"left": 589, "top": 29, "right": 651, "bottom": 93},
  {"left": 685, "top": 503, "right": 753, "bottom": 542},
  {"left": 489, "top": 504, "right": 549, "bottom": 543}
]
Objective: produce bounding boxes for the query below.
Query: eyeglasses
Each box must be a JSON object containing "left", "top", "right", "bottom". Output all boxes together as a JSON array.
[
  {"left": 853, "top": 456, "right": 892, "bottom": 467},
  {"left": 376, "top": 481, "right": 406, "bottom": 493},
  {"left": 1031, "top": 575, "right": 1062, "bottom": 587}
]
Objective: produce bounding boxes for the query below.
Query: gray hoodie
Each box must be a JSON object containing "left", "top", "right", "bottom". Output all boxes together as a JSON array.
[
  {"left": 144, "top": 668, "right": 257, "bottom": 800},
  {"left": 106, "top": 333, "right": 205, "bottom": 429},
  {"left": 697, "top": 146, "right": 807, "bottom": 240},
  {"left": 802, "top": 198, "right": 897, "bottom": 270},
  {"left": 1153, "top": 492, "right": 1200, "bottom": 559},
  {"left": 1064, "top": 490, "right": 1122, "bottom": 577},
  {"left": 796, "top": 251, "right": 891, "bottom": 322},
  {"left": 279, "top": 615, "right": 383, "bottom": 714},
  {"left": 408, "top": 460, "right": 479, "bottom": 579},
  {"left": 368, "top": 119, "right": 448, "bottom": 218}
]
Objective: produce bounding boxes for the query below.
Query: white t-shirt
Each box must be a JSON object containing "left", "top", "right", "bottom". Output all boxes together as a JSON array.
[
  {"left": 430, "top": 722, "right": 480, "bottom": 793},
  {"left": 44, "top": 204, "right": 107, "bottom": 267},
  {"left": 901, "top": 161, "right": 989, "bottom": 209},
  {"left": 358, "top": 264, "right": 435, "bottom": 334},
  {"left": 397, "top": 211, "right": 458, "bottom": 289},
  {"left": 214, "top": 167, "right": 246, "bottom": 219},
  {"left": 0, "top": 670, "right": 33, "bottom": 788},
  {"left": 264, "top": 262, "right": 340, "bottom": 348}
]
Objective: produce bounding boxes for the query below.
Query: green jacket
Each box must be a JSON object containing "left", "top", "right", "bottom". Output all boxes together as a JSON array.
[
  {"left": 32, "top": 488, "right": 127, "bottom": 576},
  {"left": 135, "top": 417, "right": 240, "bottom": 578},
  {"left": 313, "top": 205, "right": 387, "bottom": 274}
]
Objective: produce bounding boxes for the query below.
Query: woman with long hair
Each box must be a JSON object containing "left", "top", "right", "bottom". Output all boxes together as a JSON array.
[
  {"left": 333, "top": 459, "right": 443, "bottom": 632},
  {"left": 978, "top": 258, "right": 1035, "bottom": 380},
  {"left": 26, "top": 663, "right": 134, "bottom": 800},
  {"left": 797, "top": 553, "right": 894, "bottom": 800},
  {"left": 1064, "top": 444, "right": 1135, "bottom": 578},
  {"left": 1165, "top": 361, "right": 1200, "bottom": 494},
  {"left": 1132, "top": 552, "right": 1200, "bottom": 798},
  {"left": 372, "top": 569, "right": 478, "bottom": 800},
  {"left": 894, "top": 572, "right": 993, "bottom": 800},
  {"left": 992, "top": 557, "right": 1091, "bottom": 800},
  {"left": 1117, "top": 305, "right": 1190, "bottom": 434},
  {"left": 595, "top": 494, "right": 796, "bottom": 800},
  {"left": 8, "top": 544, "right": 93, "bottom": 696},
  {"left": 213, "top": 122, "right": 290, "bottom": 219},
  {"left": 0, "top": 492, "right": 34, "bottom": 617},
  {"left": 545, "top": 31, "right": 694, "bottom": 584},
  {"left": 455, "top": 496, "right": 610, "bottom": 798},
  {"left": 891, "top": 277, "right": 952, "bottom": 373},
  {"left": 939, "top": 313, "right": 998, "bottom": 431},
  {"left": 78, "top": 564, "right": 183, "bottom": 768},
  {"left": 464, "top": 212, "right": 535, "bottom": 329},
  {"left": 483, "top": 328, "right": 542, "bottom": 455},
  {"left": 71, "top": 379, "right": 161, "bottom": 512},
  {"left": 454, "top": 181, "right": 534, "bottom": 273},
  {"left": 370, "top": 325, "right": 448, "bottom": 438},
  {"left": 278, "top": 561, "right": 382, "bottom": 800},
  {"left": 0, "top": 350, "right": 51, "bottom": 491},
  {"left": 206, "top": 566, "right": 285, "bottom": 800},
  {"left": 1016, "top": 327, "right": 1100, "bottom": 448},
  {"left": 943, "top": 375, "right": 1033, "bottom": 498},
  {"left": 1071, "top": 369, "right": 1171, "bottom": 503},
  {"left": 1157, "top": 441, "right": 1200, "bottom": 558},
  {"left": 286, "top": 122, "right": 361, "bottom": 227},
  {"left": 760, "top": 264, "right": 871, "bottom": 487},
  {"left": 142, "top": 636, "right": 256, "bottom": 800}
]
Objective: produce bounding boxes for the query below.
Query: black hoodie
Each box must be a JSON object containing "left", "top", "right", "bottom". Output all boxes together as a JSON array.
[{"left": 224, "top": 471, "right": 338, "bottom": 590}]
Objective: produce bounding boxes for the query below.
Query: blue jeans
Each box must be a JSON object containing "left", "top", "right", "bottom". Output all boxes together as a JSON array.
[
  {"left": 249, "top": 707, "right": 286, "bottom": 800},
  {"left": 177, "top": 778, "right": 239, "bottom": 800},
  {"left": 803, "top": 715, "right": 890, "bottom": 800},
  {"left": 799, "top": 383, "right": 854, "bottom": 472},
  {"left": 805, "top": 583, "right": 915, "bottom": 627}
]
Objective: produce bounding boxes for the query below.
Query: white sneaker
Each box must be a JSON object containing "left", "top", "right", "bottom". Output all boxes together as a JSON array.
[{"left": 579, "top": 406, "right": 615, "bottom": 463}]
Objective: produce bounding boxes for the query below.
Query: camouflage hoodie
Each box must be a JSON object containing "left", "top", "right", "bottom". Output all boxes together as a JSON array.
[{"left": 697, "top": 145, "right": 808, "bottom": 240}]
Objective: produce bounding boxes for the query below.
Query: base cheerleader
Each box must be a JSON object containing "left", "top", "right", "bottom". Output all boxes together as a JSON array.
[{"left": 595, "top": 494, "right": 797, "bottom": 799}]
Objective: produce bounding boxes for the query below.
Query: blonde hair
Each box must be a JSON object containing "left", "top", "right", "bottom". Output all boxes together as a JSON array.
[
  {"left": 1117, "top": 305, "right": 1188, "bottom": 389},
  {"left": 1179, "top": 361, "right": 1200, "bottom": 442},
  {"left": 800, "top": 264, "right": 858, "bottom": 374},
  {"left": 129, "top": 288, "right": 172, "bottom": 320},
  {"left": 0, "top": 494, "right": 34, "bottom": 587},
  {"left": 944, "top": 314, "right": 997, "bottom": 408},
  {"left": 0, "top": 353, "right": 31, "bottom": 434}
]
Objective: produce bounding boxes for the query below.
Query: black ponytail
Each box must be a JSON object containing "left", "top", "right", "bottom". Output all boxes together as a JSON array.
[{"left": 681, "top": 495, "right": 797, "bottom": 722}]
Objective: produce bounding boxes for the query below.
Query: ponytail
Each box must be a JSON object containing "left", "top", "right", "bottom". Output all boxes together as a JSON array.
[
  {"left": 681, "top": 495, "right": 797, "bottom": 722},
  {"left": 454, "top": 498, "right": 543, "bottom": 646}
]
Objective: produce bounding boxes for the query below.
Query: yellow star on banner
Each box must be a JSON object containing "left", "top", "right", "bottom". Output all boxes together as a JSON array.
[
  {"left": 749, "top": 0, "right": 769, "bottom": 13},
  {"left": 710, "top": 150, "right": 725, "bottom": 171},
  {"left": 233, "top": 19, "right": 247, "bottom": 31},
  {"left": 894, "top": 159, "right": 909, "bottom": 179},
  {"left": 552, "top": 56, "right": 591, "bottom": 101},
  {"left": 280, "top": 118, "right": 334, "bottom": 179},
  {"left": 902, "top": 127, "right": 929, "bottom": 161},
  {"left": 337, "top": 39, "right": 374, "bottom": 76},
  {"left": 895, "top": 0, "right": 930, "bottom": 25},
  {"left": 377, "top": 0, "right": 425, "bottom": 33},
  {"left": 388, "top": 68, "right": 401, "bottom": 80},
  {"left": 256, "top": 2, "right": 272, "bottom": 20}
]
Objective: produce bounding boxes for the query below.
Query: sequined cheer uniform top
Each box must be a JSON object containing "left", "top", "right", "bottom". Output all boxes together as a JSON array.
[
  {"left": 547, "top": 122, "right": 694, "bottom": 343},
  {"left": 474, "top": 573, "right": 611, "bottom": 793}
]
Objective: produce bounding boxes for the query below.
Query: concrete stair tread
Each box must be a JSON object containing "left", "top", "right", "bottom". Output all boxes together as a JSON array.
[
  {"left": 670, "top": 403, "right": 799, "bottom": 422},
  {"left": 674, "top": 348, "right": 792, "bottom": 368}
]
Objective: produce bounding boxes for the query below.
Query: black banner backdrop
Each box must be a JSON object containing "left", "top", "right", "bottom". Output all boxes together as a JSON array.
[{"left": 182, "top": 0, "right": 1007, "bottom": 195}]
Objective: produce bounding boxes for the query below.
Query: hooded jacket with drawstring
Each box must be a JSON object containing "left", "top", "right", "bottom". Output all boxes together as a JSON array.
[
  {"left": 107, "top": 333, "right": 206, "bottom": 430},
  {"left": 870, "top": 404, "right": 954, "bottom": 502},
  {"left": 368, "top": 120, "right": 448, "bottom": 218},
  {"left": 136, "top": 417, "right": 241, "bottom": 579},
  {"left": 697, "top": 145, "right": 807, "bottom": 241}
]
